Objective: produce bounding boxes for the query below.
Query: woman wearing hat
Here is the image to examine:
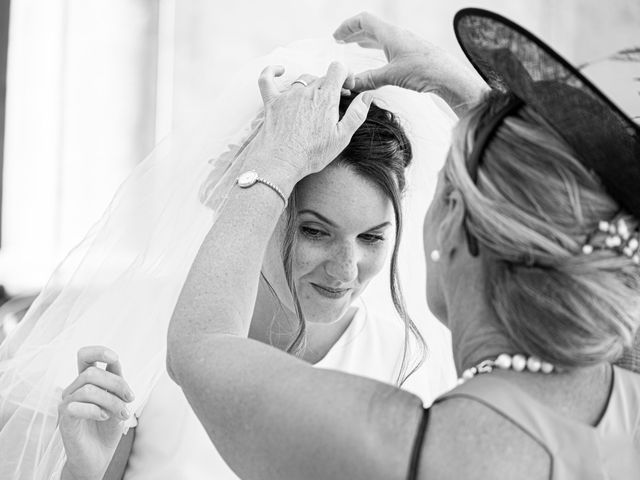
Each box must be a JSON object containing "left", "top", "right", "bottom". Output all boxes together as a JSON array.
[{"left": 76, "top": 9, "right": 640, "bottom": 479}]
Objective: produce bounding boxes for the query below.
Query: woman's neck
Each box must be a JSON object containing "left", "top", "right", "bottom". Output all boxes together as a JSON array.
[
  {"left": 248, "top": 278, "right": 298, "bottom": 351},
  {"left": 248, "top": 278, "right": 355, "bottom": 364},
  {"left": 445, "top": 263, "right": 514, "bottom": 374}
]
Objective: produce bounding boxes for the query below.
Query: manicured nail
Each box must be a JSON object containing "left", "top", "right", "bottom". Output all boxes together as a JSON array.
[
  {"left": 121, "top": 408, "right": 130, "bottom": 420},
  {"left": 335, "top": 39, "right": 346, "bottom": 44},
  {"left": 125, "top": 389, "right": 135, "bottom": 401}
]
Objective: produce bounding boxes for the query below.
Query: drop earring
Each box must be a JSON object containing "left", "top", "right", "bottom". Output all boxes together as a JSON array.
[{"left": 430, "top": 249, "right": 441, "bottom": 262}]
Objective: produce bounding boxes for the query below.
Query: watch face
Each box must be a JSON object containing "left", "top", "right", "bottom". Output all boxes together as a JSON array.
[{"left": 237, "top": 170, "right": 258, "bottom": 188}]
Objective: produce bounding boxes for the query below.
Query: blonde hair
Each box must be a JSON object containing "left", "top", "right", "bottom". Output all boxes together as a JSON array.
[{"left": 443, "top": 91, "right": 640, "bottom": 369}]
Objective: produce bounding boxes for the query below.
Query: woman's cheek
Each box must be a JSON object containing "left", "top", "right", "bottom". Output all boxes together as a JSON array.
[
  {"left": 360, "top": 242, "right": 390, "bottom": 282},
  {"left": 292, "top": 238, "right": 329, "bottom": 278}
]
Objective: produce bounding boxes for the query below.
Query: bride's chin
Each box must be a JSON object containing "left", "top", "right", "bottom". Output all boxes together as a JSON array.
[{"left": 300, "top": 303, "right": 351, "bottom": 326}]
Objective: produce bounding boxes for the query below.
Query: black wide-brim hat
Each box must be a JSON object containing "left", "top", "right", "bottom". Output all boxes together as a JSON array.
[
  {"left": 453, "top": 8, "right": 640, "bottom": 372},
  {"left": 453, "top": 8, "right": 640, "bottom": 220}
]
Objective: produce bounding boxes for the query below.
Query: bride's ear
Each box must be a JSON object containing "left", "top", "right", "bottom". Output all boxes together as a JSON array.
[{"left": 436, "top": 189, "right": 468, "bottom": 259}]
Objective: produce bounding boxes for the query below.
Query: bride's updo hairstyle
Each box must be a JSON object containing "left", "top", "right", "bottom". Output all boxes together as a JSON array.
[
  {"left": 280, "top": 95, "right": 425, "bottom": 384},
  {"left": 444, "top": 90, "right": 640, "bottom": 369}
]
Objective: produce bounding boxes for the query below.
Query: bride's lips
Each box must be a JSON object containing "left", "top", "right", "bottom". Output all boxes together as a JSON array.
[{"left": 310, "top": 283, "right": 351, "bottom": 299}]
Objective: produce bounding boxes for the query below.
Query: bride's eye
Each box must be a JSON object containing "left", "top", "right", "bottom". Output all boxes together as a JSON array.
[
  {"left": 358, "top": 233, "right": 385, "bottom": 245},
  {"left": 300, "top": 226, "right": 328, "bottom": 240}
]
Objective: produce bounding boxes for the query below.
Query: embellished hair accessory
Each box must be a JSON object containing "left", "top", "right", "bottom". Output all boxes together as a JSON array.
[{"left": 582, "top": 217, "right": 640, "bottom": 264}]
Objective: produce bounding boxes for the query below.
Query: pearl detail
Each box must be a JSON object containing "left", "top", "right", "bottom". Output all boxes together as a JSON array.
[
  {"left": 430, "top": 249, "right": 441, "bottom": 262},
  {"left": 526, "top": 356, "right": 542, "bottom": 372},
  {"left": 458, "top": 353, "right": 556, "bottom": 384},
  {"left": 512, "top": 354, "right": 526, "bottom": 372},
  {"left": 583, "top": 217, "right": 640, "bottom": 263},
  {"left": 581, "top": 244, "right": 594, "bottom": 254},
  {"left": 494, "top": 353, "right": 512, "bottom": 369},
  {"left": 541, "top": 361, "right": 555, "bottom": 374}
]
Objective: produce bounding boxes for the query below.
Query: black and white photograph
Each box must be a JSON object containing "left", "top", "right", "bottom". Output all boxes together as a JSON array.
[{"left": 0, "top": 1, "right": 639, "bottom": 479}]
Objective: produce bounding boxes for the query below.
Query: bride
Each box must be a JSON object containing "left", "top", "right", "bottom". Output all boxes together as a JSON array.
[{"left": 0, "top": 40, "right": 456, "bottom": 480}]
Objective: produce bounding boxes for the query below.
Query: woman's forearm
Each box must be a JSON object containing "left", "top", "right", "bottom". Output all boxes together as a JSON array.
[{"left": 167, "top": 156, "right": 297, "bottom": 373}]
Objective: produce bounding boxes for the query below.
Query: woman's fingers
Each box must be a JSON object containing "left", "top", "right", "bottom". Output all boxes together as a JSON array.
[
  {"left": 333, "top": 12, "right": 390, "bottom": 47},
  {"left": 336, "top": 92, "right": 373, "bottom": 140},
  {"left": 342, "top": 74, "right": 356, "bottom": 92},
  {"left": 333, "top": 12, "right": 374, "bottom": 43},
  {"left": 62, "top": 365, "right": 134, "bottom": 402},
  {"left": 64, "top": 401, "right": 110, "bottom": 421},
  {"left": 63, "top": 384, "right": 131, "bottom": 421},
  {"left": 351, "top": 66, "right": 391, "bottom": 91},
  {"left": 290, "top": 73, "right": 318, "bottom": 88},
  {"left": 77, "top": 345, "right": 119, "bottom": 373},
  {"left": 320, "top": 61, "right": 350, "bottom": 94},
  {"left": 258, "top": 65, "right": 285, "bottom": 103},
  {"left": 293, "top": 72, "right": 354, "bottom": 96}
]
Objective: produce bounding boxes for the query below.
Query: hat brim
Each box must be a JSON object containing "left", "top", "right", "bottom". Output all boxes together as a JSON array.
[{"left": 453, "top": 7, "right": 640, "bottom": 219}]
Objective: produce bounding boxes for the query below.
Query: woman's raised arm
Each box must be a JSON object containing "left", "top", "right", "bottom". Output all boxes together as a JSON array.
[{"left": 166, "top": 62, "right": 426, "bottom": 480}]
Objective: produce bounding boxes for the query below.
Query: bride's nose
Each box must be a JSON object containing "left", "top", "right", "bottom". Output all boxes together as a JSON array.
[{"left": 324, "top": 241, "right": 358, "bottom": 284}]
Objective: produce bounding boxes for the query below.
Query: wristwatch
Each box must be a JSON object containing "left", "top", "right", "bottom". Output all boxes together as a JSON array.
[{"left": 236, "top": 170, "right": 287, "bottom": 207}]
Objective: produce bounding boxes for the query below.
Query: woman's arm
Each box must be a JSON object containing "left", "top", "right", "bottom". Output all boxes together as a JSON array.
[
  {"left": 173, "top": 336, "right": 425, "bottom": 480},
  {"left": 167, "top": 63, "right": 425, "bottom": 479}
]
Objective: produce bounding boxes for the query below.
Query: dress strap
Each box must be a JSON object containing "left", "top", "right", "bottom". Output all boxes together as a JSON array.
[{"left": 406, "top": 408, "right": 429, "bottom": 480}]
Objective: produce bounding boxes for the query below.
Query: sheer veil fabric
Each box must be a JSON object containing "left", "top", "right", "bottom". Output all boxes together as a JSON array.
[{"left": 0, "top": 39, "right": 457, "bottom": 479}]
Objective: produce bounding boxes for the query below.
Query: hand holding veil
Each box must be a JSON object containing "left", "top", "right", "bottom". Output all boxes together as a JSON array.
[{"left": 0, "top": 39, "right": 457, "bottom": 479}]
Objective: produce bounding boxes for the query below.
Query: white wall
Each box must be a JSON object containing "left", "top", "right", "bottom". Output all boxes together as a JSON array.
[{"left": 172, "top": 0, "right": 640, "bottom": 129}]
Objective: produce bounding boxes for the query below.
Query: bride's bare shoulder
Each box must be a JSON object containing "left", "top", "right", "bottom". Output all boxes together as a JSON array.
[{"left": 416, "top": 397, "right": 550, "bottom": 480}]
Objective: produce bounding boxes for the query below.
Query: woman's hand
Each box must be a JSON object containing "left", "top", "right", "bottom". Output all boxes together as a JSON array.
[
  {"left": 59, "top": 346, "right": 135, "bottom": 480},
  {"left": 333, "top": 12, "right": 488, "bottom": 116},
  {"left": 239, "top": 62, "right": 373, "bottom": 188}
]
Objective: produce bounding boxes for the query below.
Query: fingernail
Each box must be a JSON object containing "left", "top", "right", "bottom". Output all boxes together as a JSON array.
[
  {"left": 100, "top": 410, "right": 110, "bottom": 420},
  {"left": 125, "top": 389, "right": 135, "bottom": 401},
  {"left": 362, "top": 92, "right": 373, "bottom": 105},
  {"left": 121, "top": 408, "right": 130, "bottom": 420},
  {"left": 335, "top": 39, "right": 346, "bottom": 44}
]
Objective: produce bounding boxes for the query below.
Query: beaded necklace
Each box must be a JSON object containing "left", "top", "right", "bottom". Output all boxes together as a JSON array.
[{"left": 458, "top": 353, "right": 555, "bottom": 385}]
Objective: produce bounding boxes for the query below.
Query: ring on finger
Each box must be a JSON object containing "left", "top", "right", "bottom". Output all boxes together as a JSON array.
[{"left": 291, "top": 79, "right": 308, "bottom": 87}]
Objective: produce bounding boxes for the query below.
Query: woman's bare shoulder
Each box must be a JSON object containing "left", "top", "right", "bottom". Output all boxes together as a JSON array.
[
  {"left": 417, "top": 397, "right": 550, "bottom": 480},
  {"left": 315, "top": 381, "right": 427, "bottom": 480}
]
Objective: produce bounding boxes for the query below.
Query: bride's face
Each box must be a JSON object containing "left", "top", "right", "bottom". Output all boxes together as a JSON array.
[{"left": 263, "top": 164, "right": 395, "bottom": 324}]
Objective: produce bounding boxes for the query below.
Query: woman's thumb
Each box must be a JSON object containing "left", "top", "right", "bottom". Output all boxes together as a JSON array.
[{"left": 337, "top": 92, "right": 373, "bottom": 139}]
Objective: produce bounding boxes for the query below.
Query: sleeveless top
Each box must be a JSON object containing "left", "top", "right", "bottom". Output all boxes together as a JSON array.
[{"left": 408, "top": 365, "right": 640, "bottom": 480}]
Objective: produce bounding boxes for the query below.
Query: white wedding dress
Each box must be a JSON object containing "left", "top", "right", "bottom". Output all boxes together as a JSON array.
[{"left": 0, "top": 39, "right": 457, "bottom": 479}]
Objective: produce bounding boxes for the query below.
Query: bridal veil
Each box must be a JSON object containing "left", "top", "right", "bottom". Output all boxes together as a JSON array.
[{"left": 0, "top": 39, "right": 457, "bottom": 479}]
